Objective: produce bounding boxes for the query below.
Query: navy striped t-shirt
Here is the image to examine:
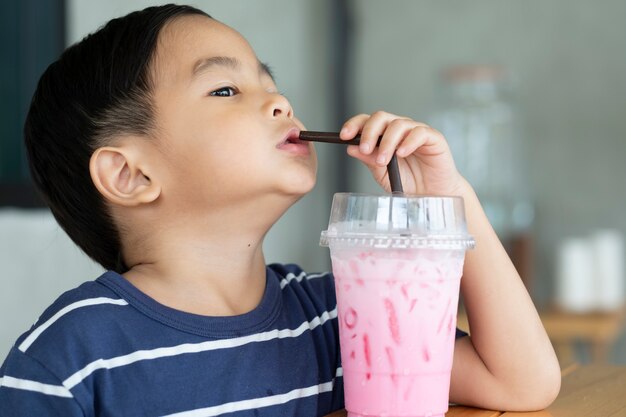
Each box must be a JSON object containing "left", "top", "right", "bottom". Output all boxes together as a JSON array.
[
  {"left": 1, "top": 264, "right": 344, "bottom": 416},
  {"left": 0, "top": 263, "right": 466, "bottom": 416}
]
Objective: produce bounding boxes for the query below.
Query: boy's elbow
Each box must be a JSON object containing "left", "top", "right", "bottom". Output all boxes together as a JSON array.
[
  {"left": 530, "top": 366, "right": 561, "bottom": 410},
  {"left": 508, "top": 362, "right": 562, "bottom": 411}
]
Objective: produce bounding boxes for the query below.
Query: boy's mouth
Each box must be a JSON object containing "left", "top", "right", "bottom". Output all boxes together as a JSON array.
[
  {"left": 277, "top": 128, "right": 311, "bottom": 156},
  {"left": 278, "top": 128, "right": 303, "bottom": 146}
]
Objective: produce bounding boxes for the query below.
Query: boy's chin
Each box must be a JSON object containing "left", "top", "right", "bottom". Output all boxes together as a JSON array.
[
  {"left": 284, "top": 181, "right": 316, "bottom": 199},
  {"left": 279, "top": 173, "right": 317, "bottom": 198}
]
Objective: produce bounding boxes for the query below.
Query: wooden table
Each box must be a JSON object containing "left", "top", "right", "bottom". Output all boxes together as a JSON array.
[
  {"left": 539, "top": 308, "right": 626, "bottom": 366},
  {"left": 328, "top": 364, "right": 626, "bottom": 417}
]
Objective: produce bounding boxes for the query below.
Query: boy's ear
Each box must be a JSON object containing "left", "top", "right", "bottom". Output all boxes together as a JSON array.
[{"left": 90, "top": 145, "right": 161, "bottom": 206}]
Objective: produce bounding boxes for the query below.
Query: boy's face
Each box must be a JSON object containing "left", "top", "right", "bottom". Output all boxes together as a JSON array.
[{"left": 148, "top": 15, "right": 317, "bottom": 211}]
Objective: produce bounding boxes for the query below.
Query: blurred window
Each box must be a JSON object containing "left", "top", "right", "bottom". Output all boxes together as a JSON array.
[{"left": 0, "top": 0, "right": 64, "bottom": 207}]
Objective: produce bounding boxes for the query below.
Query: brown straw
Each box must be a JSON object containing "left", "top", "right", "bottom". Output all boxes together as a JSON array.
[{"left": 299, "top": 131, "right": 404, "bottom": 193}]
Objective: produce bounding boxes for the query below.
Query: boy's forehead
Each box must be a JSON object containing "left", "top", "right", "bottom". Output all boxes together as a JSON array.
[{"left": 155, "top": 15, "right": 259, "bottom": 81}]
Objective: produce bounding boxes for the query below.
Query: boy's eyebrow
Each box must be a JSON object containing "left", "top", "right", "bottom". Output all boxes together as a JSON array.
[
  {"left": 191, "top": 56, "right": 275, "bottom": 81},
  {"left": 259, "top": 62, "right": 275, "bottom": 81}
]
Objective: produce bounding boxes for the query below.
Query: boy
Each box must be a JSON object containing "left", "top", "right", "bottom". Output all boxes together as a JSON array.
[{"left": 0, "top": 4, "right": 560, "bottom": 416}]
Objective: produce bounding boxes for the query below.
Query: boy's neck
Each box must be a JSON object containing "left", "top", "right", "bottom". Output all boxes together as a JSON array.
[
  {"left": 120, "top": 195, "right": 294, "bottom": 317},
  {"left": 123, "top": 241, "right": 267, "bottom": 317}
]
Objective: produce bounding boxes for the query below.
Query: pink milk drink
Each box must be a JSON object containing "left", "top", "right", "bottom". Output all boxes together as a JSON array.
[{"left": 320, "top": 193, "right": 475, "bottom": 417}]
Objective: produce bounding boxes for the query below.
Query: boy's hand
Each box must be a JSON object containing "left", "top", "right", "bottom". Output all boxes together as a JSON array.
[{"left": 341, "top": 111, "right": 464, "bottom": 196}]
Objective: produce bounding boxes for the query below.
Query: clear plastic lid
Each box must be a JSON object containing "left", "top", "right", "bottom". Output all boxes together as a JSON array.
[{"left": 320, "top": 193, "right": 475, "bottom": 250}]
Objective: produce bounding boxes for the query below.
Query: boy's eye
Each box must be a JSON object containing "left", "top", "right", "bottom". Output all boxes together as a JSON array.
[{"left": 209, "top": 87, "right": 237, "bottom": 97}]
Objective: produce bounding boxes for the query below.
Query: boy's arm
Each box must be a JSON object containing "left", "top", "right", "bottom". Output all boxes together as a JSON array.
[
  {"left": 339, "top": 111, "right": 561, "bottom": 411},
  {"left": 449, "top": 178, "right": 561, "bottom": 411}
]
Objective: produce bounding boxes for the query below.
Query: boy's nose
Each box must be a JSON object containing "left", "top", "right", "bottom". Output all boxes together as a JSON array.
[{"left": 266, "top": 93, "right": 293, "bottom": 119}]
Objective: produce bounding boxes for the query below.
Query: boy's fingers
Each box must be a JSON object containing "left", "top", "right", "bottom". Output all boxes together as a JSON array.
[
  {"left": 346, "top": 144, "right": 383, "bottom": 170},
  {"left": 397, "top": 126, "right": 448, "bottom": 157},
  {"left": 359, "top": 111, "right": 400, "bottom": 154},
  {"left": 376, "top": 118, "right": 421, "bottom": 166},
  {"left": 346, "top": 146, "right": 391, "bottom": 188},
  {"left": 340, "top": 114, "right": 370, "bottom": 140},
  {"left": 343, "top": 112, "right": 434, "bottom": 161},
  {"left": 395, "top": 126, "right": 436, "bottom": 157}
]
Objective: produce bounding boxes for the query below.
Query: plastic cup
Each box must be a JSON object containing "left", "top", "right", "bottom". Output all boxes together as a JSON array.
[{"left": 321, "top": 193, "right": 475, "bottom": 417}]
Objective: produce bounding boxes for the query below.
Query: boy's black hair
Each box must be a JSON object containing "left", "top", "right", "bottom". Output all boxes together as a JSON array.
[{"left": 24, "top": 4, "right": 211, "bottom": 273}]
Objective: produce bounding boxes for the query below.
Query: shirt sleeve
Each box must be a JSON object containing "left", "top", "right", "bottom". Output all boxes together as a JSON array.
[
  {"left": 455, "top": 328, "right": 468, "bottom": 339},
  {"left": 0, "top": 347, "right": 85, "bottom": 417}
]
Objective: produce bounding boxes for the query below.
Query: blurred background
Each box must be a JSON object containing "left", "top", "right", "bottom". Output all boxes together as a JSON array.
[{"left": 1, "top": 0, "right": 625, "bottom": 365}]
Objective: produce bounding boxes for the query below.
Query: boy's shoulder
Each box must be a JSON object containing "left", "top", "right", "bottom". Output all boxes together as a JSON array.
[
  {"left": 14, "top": 272, "right": 129, "bottom": 357},
  {"left": 268, "top": 263, "right": 334, "bottom": 291},
  {"left": 268, "top": 263, "right": 337, "bottom": 316}
]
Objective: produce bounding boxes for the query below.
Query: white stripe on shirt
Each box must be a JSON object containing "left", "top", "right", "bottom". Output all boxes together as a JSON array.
[
  {"left": 18, "top": 297, "right": 129, "bottom": 352},
  {"left": 0, "top": 376, "right": 73, "bottom": 398},
  {"left": 160, "top": 367, "right": 343, "bottom": 417},
  {"left": 63, "top": 307, "right": 338, "bottom": 390},
  {"left": 280, "top": 271, "right": 331, "bottom": 289}
]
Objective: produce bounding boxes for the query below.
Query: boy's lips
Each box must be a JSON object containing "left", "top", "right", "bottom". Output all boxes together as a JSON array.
[{"left": 276, "top": 128, "right": 311, "bottom": 156}]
